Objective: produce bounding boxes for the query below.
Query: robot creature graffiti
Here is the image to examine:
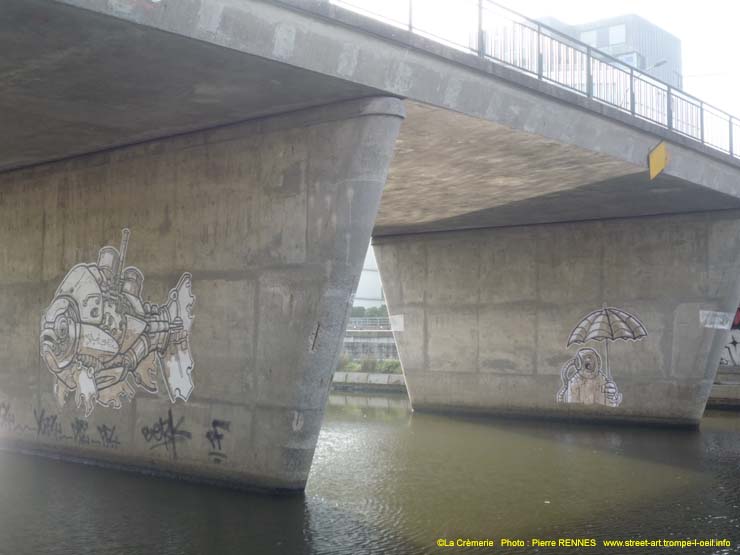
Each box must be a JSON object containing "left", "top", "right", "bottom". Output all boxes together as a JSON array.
[{"left": 40, "top": 229, "right": 195, "bottom": 417}]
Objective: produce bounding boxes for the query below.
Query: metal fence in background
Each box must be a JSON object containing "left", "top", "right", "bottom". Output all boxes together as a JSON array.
[
  {"left": 347, "top": 317, "right": 391, "bottom": 330},
  {"left": 332, "top": 0, "right": 738, "bottom": 159}
]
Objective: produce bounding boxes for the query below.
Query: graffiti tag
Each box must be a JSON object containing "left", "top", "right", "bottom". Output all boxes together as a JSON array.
[
  {"left": 71, "top": 418, "right": 91, "bottom": 445},
  {"left": 34, "top": 408, "right": 66, "bottom": 440},
  {"left": 141, "top": 409, "right": 191, "bottom": 459},
  {"left": 0, "top": 402, "right": 16, "bottom": 431},
  {"left": 97, "top": 424, "right": 120, "bottom": 449},
  {"left": 205, "top": 419, "right": 231, "bottom": 464}
]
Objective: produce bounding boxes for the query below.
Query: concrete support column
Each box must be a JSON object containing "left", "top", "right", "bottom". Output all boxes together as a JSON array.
[
  {"left": 375, "top": 211, "right": 740, "bottom": 427},
  {"left": 0, "top": 97, "right": 404, "bottom": 491}
]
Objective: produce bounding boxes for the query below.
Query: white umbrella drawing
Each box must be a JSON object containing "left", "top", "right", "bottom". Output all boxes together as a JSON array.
[{"left": 567, "top": 305, "right": 647, "bottom": 380}]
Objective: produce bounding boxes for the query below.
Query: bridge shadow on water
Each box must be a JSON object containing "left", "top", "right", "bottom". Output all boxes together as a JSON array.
[
  {"left": 0, "top": 396, "right": 738, "bottom": 554},
  {"left": 310, "top": 396, "right": 740, "bottom": 554}
]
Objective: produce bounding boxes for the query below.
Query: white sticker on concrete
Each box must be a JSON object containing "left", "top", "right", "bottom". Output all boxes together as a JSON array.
[
  {"left": 700, "top": 310, "right": 733, "bottom": 330},
  {"left": 273, "top": 24, "right": 296, "bottom": 60},
  {"left": 389, "top": 314, "right": 404, "bottom": 332}
]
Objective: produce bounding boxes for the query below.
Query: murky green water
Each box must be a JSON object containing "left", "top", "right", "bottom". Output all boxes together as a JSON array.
[{"left": 1, "top": 394, "right": 739, "bottom": 554}]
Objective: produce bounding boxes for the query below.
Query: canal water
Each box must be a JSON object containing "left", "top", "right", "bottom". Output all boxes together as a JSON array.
[{"left": 0, "top": 394, "right": 739, "bottom": 554}]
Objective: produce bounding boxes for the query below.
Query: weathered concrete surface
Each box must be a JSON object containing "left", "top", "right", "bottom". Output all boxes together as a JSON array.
[
  {"left": 0, "top": 0, "right": 737, "bottom": 436},
  {"left": 5, "top": 0, "right": 740, "bottom": 233},
  {"left": 47, "top": 0, "right": 738, "bottom": 168},
  {"left": 378, "top": 103, "right": 740, "bottom": 235},
  {"left": 0, "top": 0, "right": 383, "bottom": 172},
  {"left": 0, "top": 96, "right": 403, "bottom": 491},
  {"left": 376, "top": 211, "right": 740, "bottom": 426}
]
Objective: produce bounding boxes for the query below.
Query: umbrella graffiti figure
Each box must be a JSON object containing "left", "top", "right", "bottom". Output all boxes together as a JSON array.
[
  {"left": 557, "top": 306, "right": 647, "bottom": 408},
  {"left": 557, "top": 348, "right": 618, "bottom": 406}
]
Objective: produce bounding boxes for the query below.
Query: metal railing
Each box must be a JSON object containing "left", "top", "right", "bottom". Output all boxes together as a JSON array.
[
  {"left": 347, "top": 317, "right": 391, "bottom": 330},
  {"left": 332, "top": 0, "right": 738, "bottom": 160}
]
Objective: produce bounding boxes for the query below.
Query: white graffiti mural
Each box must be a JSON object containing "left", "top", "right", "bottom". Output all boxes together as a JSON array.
[
  {"left": 40, "top": 229, "right": 195, "bottom": 417},
  {"left": 721, "top": 333, "right": 740, "bottom": 366},
  {"left": 557, "top": 347, "right": 622, "bottom": 407},
  {"left": 557, "top": 306, "right": 647, "bottom": 408},
  {"left": 719, "top": 309, "right": 740, "bottom": 367}
]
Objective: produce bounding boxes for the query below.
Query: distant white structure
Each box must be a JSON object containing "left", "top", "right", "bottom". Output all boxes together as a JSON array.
[
  {"left": 354, "top": 246, "right": 385, "bottom": 308},
  {"left": 539, "top": 14, "right": 683, "bottom": 88}
]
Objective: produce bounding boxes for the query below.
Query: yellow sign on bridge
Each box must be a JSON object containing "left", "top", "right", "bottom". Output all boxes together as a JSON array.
[{"left": 648, "top": 141, "right": 669, "bottom": 180}]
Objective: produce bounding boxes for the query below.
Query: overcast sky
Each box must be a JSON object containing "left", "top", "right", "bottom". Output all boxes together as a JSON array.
[{"left": 338, "top": 0, "right": 739, "bottom": 117}]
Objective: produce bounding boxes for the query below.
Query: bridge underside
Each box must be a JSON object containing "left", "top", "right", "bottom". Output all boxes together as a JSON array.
[
  {"left": 377, "top": 103, "right": 740, "bottom": 427},
  {"left": 378, "top": 102, "right": 740, "bottom": 235},
  {"left": 0, "top": 0, "right": 386, "bottom": 172},
  {"left": 375, "top": 212, "right": 740, "bottom": 427},
  {"left": 0, "top": 0, "right": 408, "bottom": 491},
  {"left": 5, "top": 0, "right": 740, "bottom": 226},
  {"left": 373, "top": 104, "right": 740, "bottom": 429},
  {"left": 2, "top": 0, "right": 740, "bottom": 493}
]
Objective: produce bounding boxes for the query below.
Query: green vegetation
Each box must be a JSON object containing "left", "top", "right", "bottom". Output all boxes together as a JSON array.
[
  {"left": 350, "top": 304, "right": 389, "bottom": 318},
  {"left": 336, "top": 354, "right": 401, "bottom": 374},
  {"left": 376, "top": 359, "right": 402, "bottom": 374}
]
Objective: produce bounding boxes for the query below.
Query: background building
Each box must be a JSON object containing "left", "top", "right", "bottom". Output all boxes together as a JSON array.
[
  {"left": 540, "top": 14, "right": 683, "bottom": 88},
  {"left": 342, "top": 246, "right": 399, "bottom": 363}
]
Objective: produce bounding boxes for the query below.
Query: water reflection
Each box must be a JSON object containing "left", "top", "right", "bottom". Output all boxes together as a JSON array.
[
  {"left": 0, "top": 396, "right": 738, "bottom": 554},
  {"left": 310, "top": 401, "right": 740, "bottom": 554}
]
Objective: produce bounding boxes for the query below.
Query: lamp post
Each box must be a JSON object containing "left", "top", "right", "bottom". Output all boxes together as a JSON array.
[
  {"left": 623, "top": 59, "right": 668, "bottom": 113},
  {"left": 646, "top": 59, "right": 668, "bottom": 72}
]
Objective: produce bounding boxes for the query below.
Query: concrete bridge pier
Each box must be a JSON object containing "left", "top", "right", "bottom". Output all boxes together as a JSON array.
[
  {"left": 375, "top": 210, "right": 740, "bottom": 427},
  {"left": 0, "top": 97, "right": 404, "bottom": 492}
]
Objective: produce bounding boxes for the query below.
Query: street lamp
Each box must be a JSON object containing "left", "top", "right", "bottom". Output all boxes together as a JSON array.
[
  {"left": 645, "top": 59, "right": 668, "bottom": 71},
  {"left": 618, "top": 59, "right": 669, "bottom": 112}
]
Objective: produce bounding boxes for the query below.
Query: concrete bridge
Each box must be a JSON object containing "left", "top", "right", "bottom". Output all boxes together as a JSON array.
[{"left": 2, "top": 0, "right": 740, "bottom": 492}]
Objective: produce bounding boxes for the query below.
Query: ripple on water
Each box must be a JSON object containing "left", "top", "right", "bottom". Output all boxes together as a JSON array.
[{"left": 0, "top": 397, "right": 739, "bottom": 554}]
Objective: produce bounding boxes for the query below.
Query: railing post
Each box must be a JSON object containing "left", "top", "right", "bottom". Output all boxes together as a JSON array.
[
  {"left": 477, "top": 0, "right": 485, "bottom": 57},
  {"left": 731, "top": 116, "right": 735, "bottom": 157},
  {"left": 629, "top": 68, "right": 636, "bottom": 115},
  {"left": 700, "top": 101, "right": 705, "bottom": 144},
  {"left": 666, "top": 85, "right": 673, "bottom": 129},
  {"left": 408, "top": 0, "right": 413, "bottom": 32},
  {"left": 586, "top": 46, "right": 593, "bottom": 97},
  {"left": 537, "top": 24, "right": 543, "bottom": 79}
]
